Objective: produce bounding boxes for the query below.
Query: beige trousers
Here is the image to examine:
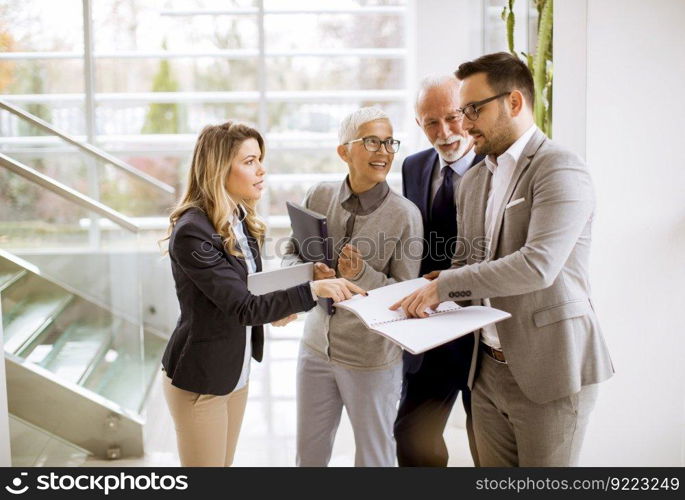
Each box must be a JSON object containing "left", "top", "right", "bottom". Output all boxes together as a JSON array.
[
  {"left": 162, "top": 375, "right": 249, "bottom": 466},
  {"left": 472, "top": 350, "right": 598, "bottom": 466}
]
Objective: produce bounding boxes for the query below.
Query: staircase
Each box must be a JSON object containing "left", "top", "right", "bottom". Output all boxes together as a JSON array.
[
  {"left": 0, "top": 100, "right": 176, "bottom": 461},
  {"left": 1, "top": 250, "right": 167, "bottom": 458}
]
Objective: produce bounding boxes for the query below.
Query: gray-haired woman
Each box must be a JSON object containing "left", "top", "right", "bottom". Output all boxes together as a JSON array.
[{"left": 283, "top": 107, "right": 423, "bottom": 466}]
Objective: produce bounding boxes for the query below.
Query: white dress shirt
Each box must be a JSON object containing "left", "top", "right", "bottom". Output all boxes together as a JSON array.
[
  {"left": 480, "top": 124, "right": 537, "bottom": 349},
  {"left": 231, "top": 213, "right": 256, "bottom": 391}
]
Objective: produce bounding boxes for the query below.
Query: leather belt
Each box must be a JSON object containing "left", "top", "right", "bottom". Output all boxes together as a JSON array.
[{"left": 480, "top": 341, "right": 506, "bottom": 363}]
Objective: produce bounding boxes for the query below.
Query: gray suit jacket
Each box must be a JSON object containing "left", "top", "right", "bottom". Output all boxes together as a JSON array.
[{"left": 436, "top": 128, "right": 614, "bottom": 404}]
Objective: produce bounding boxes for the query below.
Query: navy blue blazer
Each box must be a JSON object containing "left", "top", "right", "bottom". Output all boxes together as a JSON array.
[
  {"left": 401, "top": 148, "right": 483, "bottom": 372},
  {"left": 161, "top": 207, "right": 317, "bottom": 395},
  {"left": 402, "top": 148, "right": 438, "bottom": 233}
]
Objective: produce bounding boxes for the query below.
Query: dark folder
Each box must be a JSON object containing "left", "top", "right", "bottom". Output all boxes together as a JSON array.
[{"left": 286, "top": 201, "right": 335, "bottom": 315}]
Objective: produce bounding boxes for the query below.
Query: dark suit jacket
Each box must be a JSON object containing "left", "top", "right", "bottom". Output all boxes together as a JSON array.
[
  {"left": 400, "top": 148, "right": 483, "bottom": 373},
  {"left": 402, "top": 148, "right": 438, "bottom": 239},
  {"left": 161, "top": 207, "right": 316, "bottom": 395}
]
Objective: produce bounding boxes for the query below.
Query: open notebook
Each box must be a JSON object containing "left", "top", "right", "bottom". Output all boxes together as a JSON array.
[{"left": 335, "top": 278, "right": 511, "bottom": 354}]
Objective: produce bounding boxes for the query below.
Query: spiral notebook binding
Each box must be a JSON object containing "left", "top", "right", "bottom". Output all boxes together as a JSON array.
[{"left": 373, "top": 307, "right": 451, "bottom": 326}]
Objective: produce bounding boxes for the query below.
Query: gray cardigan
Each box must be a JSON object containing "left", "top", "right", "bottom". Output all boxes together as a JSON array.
[{"left": 283, "top": 179, "right": 423, "bottom": 369}]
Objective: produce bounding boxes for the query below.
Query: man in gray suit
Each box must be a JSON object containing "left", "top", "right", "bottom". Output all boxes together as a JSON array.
[{"left": 391, "top": 52, "right": 614, "bottom": 466}]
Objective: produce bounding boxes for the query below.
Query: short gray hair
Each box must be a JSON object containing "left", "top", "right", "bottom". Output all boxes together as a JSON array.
[
  {"left": 415, "top": 74, "right": 460, "bottom": 114},
  {"left": 338, "top": 106, "right": 390, "bottom": 145}
]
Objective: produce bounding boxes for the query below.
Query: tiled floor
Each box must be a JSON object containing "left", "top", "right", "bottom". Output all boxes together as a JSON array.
[
  {"left": 9, "top": 416, "right": 90, "bottom": 467},
  {"left": 84, "top": 319, "right": 475, "bottom": 467}
]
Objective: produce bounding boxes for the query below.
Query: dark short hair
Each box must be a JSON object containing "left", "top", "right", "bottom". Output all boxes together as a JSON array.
[{"left": 455, "top": 52, "right": 535, "bottom": 109}]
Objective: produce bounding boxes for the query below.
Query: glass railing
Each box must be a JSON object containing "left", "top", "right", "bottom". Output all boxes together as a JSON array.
[
  {"left": 0, "top": 153, "right": 163, "bottom": 416},
  {"left": 0, "top": 99, "right": 176, "bottom": 248}
]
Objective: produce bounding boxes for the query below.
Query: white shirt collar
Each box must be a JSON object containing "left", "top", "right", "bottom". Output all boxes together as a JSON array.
[
  {"left": 229, "top": 206, "right": 247, "bottom": 227},
  {"left": 439, "top": 147, "right": 476, "bottom": 177},
  {"left": 485, "top": 124, "right": 537, "bottom": 174}
]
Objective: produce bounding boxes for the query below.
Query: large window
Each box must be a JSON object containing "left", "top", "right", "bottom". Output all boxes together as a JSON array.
[{"left": 0, "top": 0, "right": 413, "bottom": 255}]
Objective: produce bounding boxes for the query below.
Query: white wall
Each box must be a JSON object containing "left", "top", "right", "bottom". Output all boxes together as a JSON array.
[
  {"left": 555, "top": 0, "right": 685, "bottom": 466},
  {"left": 410, "top": 0, "right": 483, "bottom": 150},
  {"left": 553, "top": 0, "right": 588, "bottom": 158},
  {"left": 413, "top": 0, "right": 483, "bottom": 78}
]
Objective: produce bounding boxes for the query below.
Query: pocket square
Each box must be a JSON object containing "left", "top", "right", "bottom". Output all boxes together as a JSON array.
[{"left": 505, "top": 197, "right": 525, "bottom": 209}]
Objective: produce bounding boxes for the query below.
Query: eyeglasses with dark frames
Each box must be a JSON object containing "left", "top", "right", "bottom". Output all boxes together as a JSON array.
[
  {"left": 458, "top": 92, "right": 511, "bottom": 121},
  {"left": 344, "top": 136, "right": 401, "bottom": 154}
]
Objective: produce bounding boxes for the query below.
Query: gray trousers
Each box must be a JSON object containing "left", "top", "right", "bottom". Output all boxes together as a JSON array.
[
  {"left": 473, "top": 349, "right": 598, "bottom": 466},
  {"left": 296, "top": 343, "right": 402, "bottom": 467}
]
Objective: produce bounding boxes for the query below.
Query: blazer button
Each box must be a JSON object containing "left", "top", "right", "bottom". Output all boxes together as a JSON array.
[
  {"left": 449, "top": 292, "right": 455, "bottom": 298},
  {"left": 466, "top": 291, "right": 472, "bottom": 297}
]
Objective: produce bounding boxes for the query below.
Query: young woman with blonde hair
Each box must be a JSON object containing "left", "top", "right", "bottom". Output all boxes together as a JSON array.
[{"left": 161, "top": 121, "right": 364, "bottom": 466}]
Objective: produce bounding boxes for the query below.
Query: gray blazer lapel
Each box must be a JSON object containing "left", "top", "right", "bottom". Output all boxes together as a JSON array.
[
  {"left": 488, "top": 129, "right": 547, "bottom": 257},
  {"left": 466, "top": 164, "right": 491, "bottom": 264}
]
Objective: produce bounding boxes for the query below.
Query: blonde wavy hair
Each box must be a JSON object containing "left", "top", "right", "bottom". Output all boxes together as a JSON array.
[{"left": 162, "top": 121, "right": 267, "bottom": 257}]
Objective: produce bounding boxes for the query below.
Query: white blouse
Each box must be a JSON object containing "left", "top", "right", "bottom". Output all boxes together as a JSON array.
[{"left": 231, "top": 214, "right": 256, "bottom": 392}]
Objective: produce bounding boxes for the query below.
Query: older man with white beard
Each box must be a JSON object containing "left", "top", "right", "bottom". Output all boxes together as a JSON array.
[{"left": 394, "top": 75, "right": 483, "bottom": 467}]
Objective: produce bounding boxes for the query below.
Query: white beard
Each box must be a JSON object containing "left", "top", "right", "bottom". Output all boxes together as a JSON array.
[{"left": 434, "top": 134, "right": 470, "bottom": 162}]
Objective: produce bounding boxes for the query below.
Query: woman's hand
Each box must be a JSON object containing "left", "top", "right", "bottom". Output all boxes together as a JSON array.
[
  {"left": 312, "top": 278, "right": 367, "bottom": 303},
  {"left": 271, "top": 314, "right": 298, "bottom": 327},
  {"left": 313, "top": 262, "right": 336, "bottom": 281},
  {"left": 337, "top": 244, "right": 364, "bottom": 279}
]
